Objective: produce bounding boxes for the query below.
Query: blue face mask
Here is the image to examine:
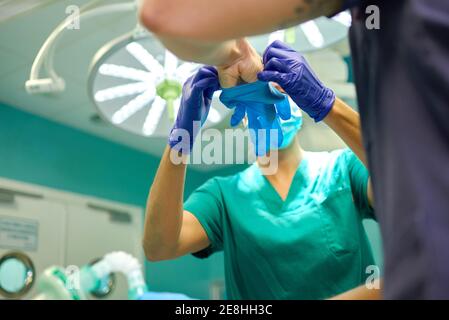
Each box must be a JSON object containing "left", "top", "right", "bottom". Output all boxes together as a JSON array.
[{"left": 278, "top": 99, "right": 303, "bottom": 149}]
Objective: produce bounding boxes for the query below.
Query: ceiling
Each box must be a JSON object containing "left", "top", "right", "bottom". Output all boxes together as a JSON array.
[
  {"left": 0, "top": 0, "right": 53, "bottom": 22},
  {"left": 0, "top": 0, "right": 356, "bottom": 171}
]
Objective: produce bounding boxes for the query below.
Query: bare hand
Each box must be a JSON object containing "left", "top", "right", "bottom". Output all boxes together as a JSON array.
[{"left": 217, "top": 39, "right": 263, "bottom": 88}]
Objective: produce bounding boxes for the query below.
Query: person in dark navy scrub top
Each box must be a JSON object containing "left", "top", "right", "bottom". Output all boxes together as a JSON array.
[{"left": 139, "top": 0, "right": 449, "bottom": 299}]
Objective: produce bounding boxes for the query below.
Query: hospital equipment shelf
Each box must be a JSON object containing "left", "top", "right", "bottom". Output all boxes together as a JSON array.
[{"left": 0, "top": 177, "right": 144, "bottom": 300}]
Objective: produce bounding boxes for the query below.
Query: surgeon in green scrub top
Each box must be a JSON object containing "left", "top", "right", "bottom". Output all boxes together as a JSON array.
[{"left": 143, "top": 42, "right": 379, "bottom": 300}]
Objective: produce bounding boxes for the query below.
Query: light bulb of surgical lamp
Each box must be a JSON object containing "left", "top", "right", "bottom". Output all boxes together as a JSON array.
[
  {"left": 112, "top": 88, "right": 155, "bottom": 124},
  {"left": 142, "top": 96, "right": 166, "bottom": 136}
]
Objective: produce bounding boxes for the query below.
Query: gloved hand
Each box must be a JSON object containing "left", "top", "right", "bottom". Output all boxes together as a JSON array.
[
  {"left": 257, "top": 40, "right": 336, "bottom": 122},
  {"left": 168, "top": 66, "right": 220, "bottom": 154}
]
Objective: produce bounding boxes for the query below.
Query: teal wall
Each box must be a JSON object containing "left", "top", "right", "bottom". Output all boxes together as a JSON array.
[
  {"left": 0, "top": 103, "right": 211, "bottom": 206},
  {"left": 0, "top": 102, "right": 382, "bottom": 299},
  {"left": 0, "top": 102, "right": 241, "bottom": 299}
]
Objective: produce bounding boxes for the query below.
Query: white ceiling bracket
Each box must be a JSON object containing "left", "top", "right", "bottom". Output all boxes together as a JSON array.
[{"left": 25, "top": 1, "right": 137, "bottom": 95}]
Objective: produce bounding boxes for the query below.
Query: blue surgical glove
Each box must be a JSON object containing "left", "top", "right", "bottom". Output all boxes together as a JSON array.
[
  {"left": 168, "top": 66, "right": 220, "bottom": 154},
  {"left": 230, "top": 102, "right": 283, "bottom": 157},
  {"left": 220, "top": 81, "right": 291, "bottom": 156},
  {"left": 258, "top": 40, "right": 336, "bottom": 122}
]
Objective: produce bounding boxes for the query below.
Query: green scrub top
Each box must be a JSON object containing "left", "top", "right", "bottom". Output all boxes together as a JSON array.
[{"left": 184, "top": 149, "right": 376, "bottom": 300}]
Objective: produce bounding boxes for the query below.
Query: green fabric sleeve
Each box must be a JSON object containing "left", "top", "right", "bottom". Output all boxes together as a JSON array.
[
  {"left": 184, "top": 178, "right": 224, "bottom": 258},
  {"left": 342, "top": 149, "right": 376, "bottom": 220}
]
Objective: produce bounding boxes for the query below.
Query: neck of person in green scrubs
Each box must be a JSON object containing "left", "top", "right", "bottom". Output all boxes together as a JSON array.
[
  {"left": 143, "top": 97, "right": 380, "bottom": 300},
  {"left": 257, "top": 134, "right": 304, "bottom": 202}
]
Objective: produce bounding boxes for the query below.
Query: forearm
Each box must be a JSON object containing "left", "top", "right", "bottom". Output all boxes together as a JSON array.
[
  {"left": 330, "top": 279, "right": 383, "bottom": 300},
  {"left": 139, "top": 0, "right": 343, "bottom": 63},
  {"left": 143, "top": 146, "right": 187, "bottom": 260},
  {"left": 324, "top": 97, "right": 368, "bottom": 167},
  {"left": 324, "top": 98, "right": 375, "bottom": 206},
  {"left": 156, "top": 36, "right": 242, "bottom": 66}
]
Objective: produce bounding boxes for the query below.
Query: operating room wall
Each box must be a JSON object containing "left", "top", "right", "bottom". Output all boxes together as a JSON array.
[
  {"left": 0, "top": 102, "right": 233, "bottom": 207},
  {"left": 0, "top": 102, "right": 383, "bottom": 299},
  {"left": 0, "top": 102, "right": 244, "bottom": 299}
]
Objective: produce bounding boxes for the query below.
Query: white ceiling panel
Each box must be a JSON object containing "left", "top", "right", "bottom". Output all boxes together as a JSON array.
[
  {"left": 0, "top": 0, "right": 53, "bottom": 23},
  {"left": 0, "top": 46, "right": 29, "bottom": 76}
]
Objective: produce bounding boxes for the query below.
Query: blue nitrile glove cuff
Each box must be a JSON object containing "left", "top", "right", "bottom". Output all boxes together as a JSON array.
[
  {"left": 168, "top": 66, "right": 220, "bottom": 155},
  {"left": 220, "top": 81, "right": 288, "bottom": 108},
  {"left": 168, "top": 124, "right": 200, "bottom": 155},
  {"left": 306, "top": 87, "right": 336, "bottom": 122},
  {"left": 220, "top": 81, "right": 292, "bottom": 156}
]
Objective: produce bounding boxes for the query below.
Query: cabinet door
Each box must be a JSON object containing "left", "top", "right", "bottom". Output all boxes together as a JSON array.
[
  {"left": 64, "top": 203, "right": 143, "bottom": 300},
  {"left": 0, "top": 195, "right": 66, "bottom": 299}
]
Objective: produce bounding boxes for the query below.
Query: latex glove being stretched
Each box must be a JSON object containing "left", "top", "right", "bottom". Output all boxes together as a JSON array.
[
  {"left": 258, "top": 40, "right": 336, "bottom": 122},
  {"left": 168, "top": 66, "right": 220, "bottom": 154},
  {"left": 220, "top": 81, "right": 292, "bottom": 157}
]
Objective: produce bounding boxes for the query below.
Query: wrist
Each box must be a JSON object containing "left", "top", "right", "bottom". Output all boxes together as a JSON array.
[
  {"left": 168, "top": 119, "right": 202, "bottom": 155},
  {"left": 309, "top": 87, "right": 336, "bottom": 122},
  {"left": 322, "top": 96, "right": 349, "bottom": 128},
  {"left": 162, "top": 145, "right": 189, "bottom": 169}
]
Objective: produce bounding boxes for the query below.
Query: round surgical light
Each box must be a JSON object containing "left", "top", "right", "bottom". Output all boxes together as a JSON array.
[
  {"left": 88, "top": 31, "right": 230, "bottom": 137},
  {"left": 88, "top": 13, "right": 350, "bottom": 137},
  {"left": 249, "top": 13, "right": 351, "bottom": 53}
]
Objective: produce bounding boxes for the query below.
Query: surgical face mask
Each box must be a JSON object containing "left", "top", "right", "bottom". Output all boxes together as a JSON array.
[{"left": 278, "top": 99, "right": 303, "bottom": 150}]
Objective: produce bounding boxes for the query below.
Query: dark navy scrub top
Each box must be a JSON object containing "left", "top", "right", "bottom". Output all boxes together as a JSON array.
[{"left": 343, "top": 0, "right": 449, "bottom": 299}]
